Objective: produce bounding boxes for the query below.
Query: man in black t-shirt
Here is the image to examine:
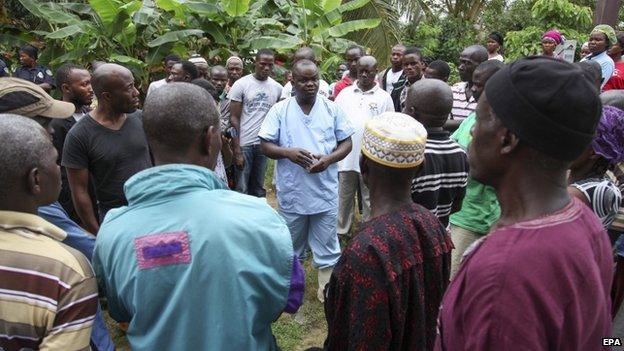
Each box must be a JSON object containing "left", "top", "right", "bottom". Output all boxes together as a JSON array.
[
  {"left": 50, "top": 63, "right": 96, "bottom": 225},
  {"left": 63, "top": 63, "right": 152, "bottom": 233}
]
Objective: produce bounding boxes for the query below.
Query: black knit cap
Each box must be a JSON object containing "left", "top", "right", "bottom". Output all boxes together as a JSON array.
[{"left": 484, "top": 56, "right": 602, "bottom": 161}]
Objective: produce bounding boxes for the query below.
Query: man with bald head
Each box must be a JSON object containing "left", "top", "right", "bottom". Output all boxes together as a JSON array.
[
  {"left": 94, "top": 82, "right": 303, "bottom": 349},
  {"left": 281, "top": 46, "right": 331, "bottom": 99},
  {"left": 446, "top": 44, "right": 489, "bottom": 131},
  {"left": 405, "top": 79, "right": 468, "bottom": 227},
  {"left": 0, "top": 114, "right": 98, "bottom": 350},
  {"left": 335, "top": 55, "right": 394, "bottom": 237},
  {"left": 63, "top": 63, "right": 152, "bottom": 233},
  {"left": 260, "top": 59, "right": 353, "bottom": 303}
]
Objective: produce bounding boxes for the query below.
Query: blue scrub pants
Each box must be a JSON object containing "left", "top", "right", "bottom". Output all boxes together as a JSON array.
[{"left": 279, "top": 208, "right": 341, "bottom": 269}]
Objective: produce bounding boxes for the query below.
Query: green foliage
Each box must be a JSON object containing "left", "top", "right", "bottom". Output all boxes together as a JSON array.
[
  {"left": 404, "top": 16, "right": 478, "bottom": 65},
  {"left": 1, "top": 0, "right": 394, "bottom": 91},
  {"left": 343, "top": 0, "right": 401, "bottom": 65},
  {"left": 481, "top": 0, "right": 534, "bottom": 35},
  {"left": 504, "top": 0, "right": 593, "bottom": 61},
  {"left": 403, "top": 0, "right": 598, "bottom": 82}
]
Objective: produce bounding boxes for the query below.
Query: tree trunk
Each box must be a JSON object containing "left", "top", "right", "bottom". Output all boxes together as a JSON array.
[{"left": 594, "top": 0, "right": 622, "bottom": 26}]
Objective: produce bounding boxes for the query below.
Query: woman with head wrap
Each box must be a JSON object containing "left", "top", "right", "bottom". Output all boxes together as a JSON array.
[
  {"left": 582, "top": 24, "right": 617, "bottom": 89},
  {"left": 541, "top": 29, "right": 563, "bottom": 58},
  {"left": 486, "top": 32, "right": 504, "bottom": 61},
  {"left": 568, "top": 105, "right": 623, "bottom": 229}
]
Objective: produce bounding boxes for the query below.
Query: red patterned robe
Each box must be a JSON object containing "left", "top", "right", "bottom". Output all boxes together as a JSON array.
[{"left": 324, "top": 203, "right": 452, "bottom": 351}]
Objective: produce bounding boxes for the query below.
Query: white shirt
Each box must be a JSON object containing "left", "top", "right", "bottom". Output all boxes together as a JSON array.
[
  {"left": 280, "top": 80, "right": 330, "bottom": 100},
  {"left": 335, "top": 83, "right": 394, "bottom": 173},
  {"left": 146, "top": 78, "right": 167, "bottom": 96},
  {"left": 488, "top": 54, "right": 504, "bottom": 62},
  {"left": 385, "top": 68, "right": 403, "bottom": 93}
]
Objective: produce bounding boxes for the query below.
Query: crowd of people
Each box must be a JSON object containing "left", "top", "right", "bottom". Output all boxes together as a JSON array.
[{"left": 1, "top": 22, "right": 624, "bottom": 351}]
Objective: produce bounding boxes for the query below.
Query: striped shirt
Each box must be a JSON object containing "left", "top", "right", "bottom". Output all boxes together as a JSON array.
[
  {"left": 571, "top": 177, "right": 622, "bottom": 229},
  {"left": 411, "top": 130, "right": 469, "bottom": 226},
  {"left": 450, "top": 82, "right": 477, "bottom": 121},
  {"left": 0, "top": 211, "right": 97, "bottom": 351}
]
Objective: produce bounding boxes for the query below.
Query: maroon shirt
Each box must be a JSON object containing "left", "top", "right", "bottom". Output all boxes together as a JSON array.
[
  {"left": 436, "top": 198, "right": 613, "bottom": 351},
  {"left": 325, "top": 203, "right": 452, "bottom": 351}
]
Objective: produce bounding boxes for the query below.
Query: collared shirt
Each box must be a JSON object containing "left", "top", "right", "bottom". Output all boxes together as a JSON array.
[
  {"left": 281, "top": 79, "right": 331, "bottom": 100},
  {"left": 146, "top": 78, "right": 167, "bottom": 96},
  {"left": 94, "top": 164, "right": 301, "bottom": 350},
  {"left": 450, "top": 82, "right": 476, "bottom": 121},
  {"left": 37, "top": 202, "right": 115, "bottom": 351},
  {"left": 582, "top": 51, "right": 615, "bottom": 89},
  {"left": 259, "top": 96, "right": 354, "bottom": 214},
  {"left": 13, "top": 64, "right": 54, "bottom": 86},
  {"left": 0, "top": 211, "right": 98, "bottom": 350},
  {"left": 335, "top": 83, "right": 394, "bottom": 173}
]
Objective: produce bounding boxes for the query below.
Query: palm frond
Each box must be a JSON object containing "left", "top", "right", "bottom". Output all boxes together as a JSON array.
[{"left": 342, "top": 0, "right": 401, "bottom": 66}]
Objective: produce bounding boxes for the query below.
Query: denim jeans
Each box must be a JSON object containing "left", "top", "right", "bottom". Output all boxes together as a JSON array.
[{"left": 236, "top": 144, "right": 267, "bottom": 197}]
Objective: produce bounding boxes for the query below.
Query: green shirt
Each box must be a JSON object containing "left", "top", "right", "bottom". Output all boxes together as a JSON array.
[{"left": 449, "top": 112, "right": 501, "bottom": 235}]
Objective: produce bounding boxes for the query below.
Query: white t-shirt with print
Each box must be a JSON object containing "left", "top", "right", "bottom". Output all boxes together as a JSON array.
[
  {"left": 385, "top": 69, "right": 403, "bottom": 93},
  {"left": 227, "top": 74, "right": 282, "bottom": 146}
]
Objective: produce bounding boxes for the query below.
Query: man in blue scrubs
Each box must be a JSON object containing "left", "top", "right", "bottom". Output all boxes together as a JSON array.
[{"left": 260, "top": 59, "right": 354, "bottom": 302}]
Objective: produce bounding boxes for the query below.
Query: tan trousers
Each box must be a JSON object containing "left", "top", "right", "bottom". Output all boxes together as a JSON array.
[
  {"left": 450, "top": 224, "right": 482, "bottom": 278},
  {"left": 337, "top": 171, "right": 370, "bottom": 235}
]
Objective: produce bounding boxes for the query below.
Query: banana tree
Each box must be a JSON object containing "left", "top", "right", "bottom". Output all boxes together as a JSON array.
[
  {"left": 15, "top": 0, "right": 205, "bottom": 91},
  {"left": 242, "top": 0, "right": 385, "bottom": 74}
]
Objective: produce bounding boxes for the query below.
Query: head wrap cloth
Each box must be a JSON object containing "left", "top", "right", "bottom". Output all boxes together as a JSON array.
[
  {"left": 542, "top": 30, "right": 563, "bottom": 45},
  {"left": 591, "top": 24, "right": 617, "bottom": 46},
  {"left": 593, "top": 106, "right": 624, "bottom": 164}
]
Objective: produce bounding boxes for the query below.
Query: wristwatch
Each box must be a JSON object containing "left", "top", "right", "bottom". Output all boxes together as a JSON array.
[{"left": 228, "top": 127, "right": 238, "bottom": 138}]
